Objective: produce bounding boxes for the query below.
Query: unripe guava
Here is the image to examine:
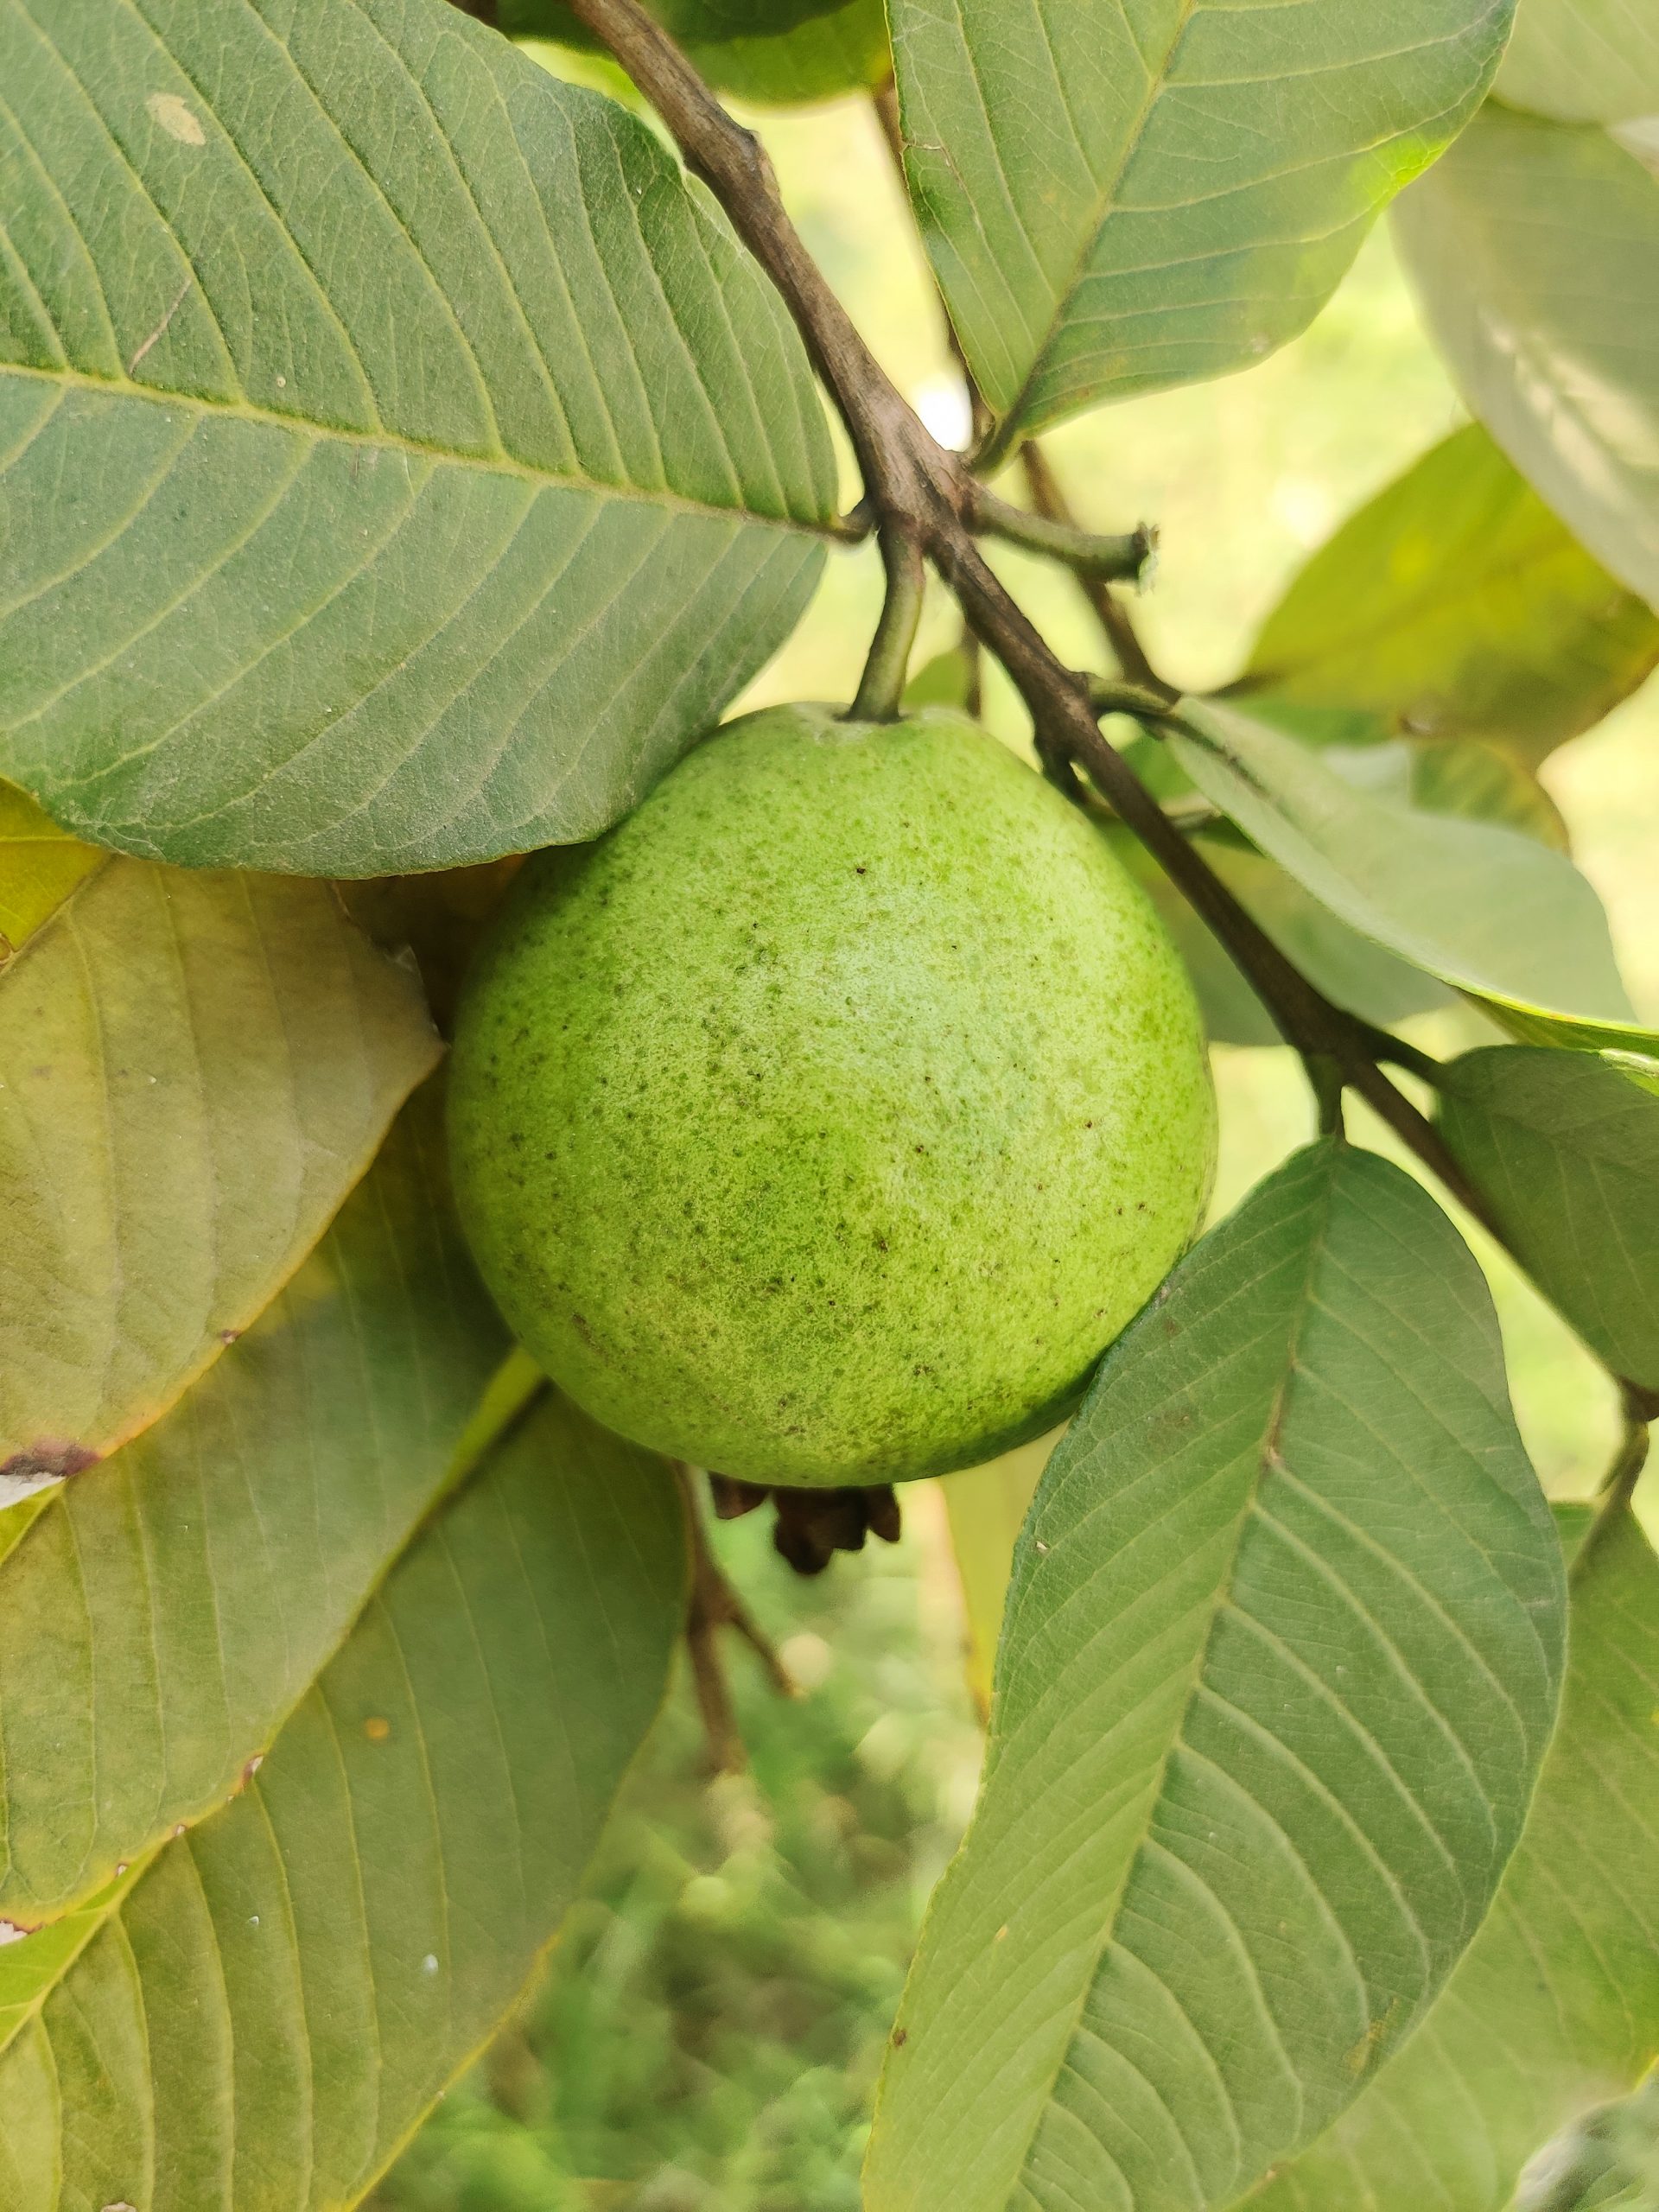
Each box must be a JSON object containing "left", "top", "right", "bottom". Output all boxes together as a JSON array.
[{"left": 448, "top": 705, "right": 1215, "bottom": 1487}]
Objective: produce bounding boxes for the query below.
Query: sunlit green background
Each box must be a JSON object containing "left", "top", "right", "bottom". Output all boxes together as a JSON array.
[{"left": 374, "top": 68, "right": 1659, "bottom": 2212}]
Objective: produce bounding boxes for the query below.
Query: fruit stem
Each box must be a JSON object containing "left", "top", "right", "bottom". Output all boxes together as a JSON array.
[{"left": 851, "top": 524, "right": 928, "bottom": 721}]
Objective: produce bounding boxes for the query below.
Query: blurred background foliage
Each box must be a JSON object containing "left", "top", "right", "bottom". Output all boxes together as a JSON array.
[{"left": 374, "top": 56, "right": 1659, "bottom": 2212}]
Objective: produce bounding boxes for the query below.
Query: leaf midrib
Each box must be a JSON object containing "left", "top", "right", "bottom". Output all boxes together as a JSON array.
[
  {"left": 0, "top": 359, "right": 837, "bottom": 539},
  {"left": 1005, "top": 1154, "right": 1336, "bottom": 2206}
]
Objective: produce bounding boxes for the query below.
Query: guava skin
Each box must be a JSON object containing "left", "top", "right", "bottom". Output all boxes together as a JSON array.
[{"left": 448, "top": 705, "right": 1216, "bottom": 1487}]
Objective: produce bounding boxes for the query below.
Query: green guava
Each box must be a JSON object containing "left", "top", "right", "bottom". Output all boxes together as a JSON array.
[{"left": 448, "top": 704, "right": 1216, "bottom": 1487}]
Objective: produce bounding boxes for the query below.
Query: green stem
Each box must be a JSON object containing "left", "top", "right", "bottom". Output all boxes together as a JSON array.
[
  {"left": 1580, "top": 1397, "right": 1652, "bottom": 1562},
  {"left": 971, "top": 486, "right": 1154, "bottom": 583},
  {"left": 851, "top": 526, "right": 927, "bottom": 721}
]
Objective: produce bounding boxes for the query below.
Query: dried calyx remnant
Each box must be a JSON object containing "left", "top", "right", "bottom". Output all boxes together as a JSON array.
[{"left": 711, "top": 1474, "right": 904, "bottom": 1576}]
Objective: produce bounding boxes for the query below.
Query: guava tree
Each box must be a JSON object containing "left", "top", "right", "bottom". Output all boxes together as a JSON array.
[{"left": 0, "top": 0, "right": 1656, "bottom": 2205}]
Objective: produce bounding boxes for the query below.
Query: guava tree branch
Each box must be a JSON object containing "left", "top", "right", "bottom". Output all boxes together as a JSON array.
[{"left": 552, "top": 0, "right": 1586, "bottom": 1326}]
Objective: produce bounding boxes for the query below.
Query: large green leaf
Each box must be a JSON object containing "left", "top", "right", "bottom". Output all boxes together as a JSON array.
[
  {"left": 1255, "top": 1507, "right": 1659, "bottom": 2212},
  {"left": 0, "top": 0, "right": 836, "bottom": 875},
  {"left": 1435, "top": 1046, "right": 1659, "bottom": 1392},
  {"left": 509, "top": 0, "right": 890, "bottom": 102},
  {"left": 1496, "top": 0, "right": 1659, "bottom": 123},
  {"left": 885, "top": 0, "right": 1511, "bottom": 454},
  {"left": 864, "top": 1141, "right": 1565, "bottom": 2212},
  {"left": 0, "top": 1089, "right": 515, "bottom": 1926},
  {"left": 1395, "top": 106, "right": 1659, "bottom": 610},
  {"left": 1167, "top": 700, "right": 1656, "bottom": 1054},
  {"left": 1112, "top": 729, "right": 1573, "bottom": 1046},
  {"left": 1112, "top": 824, "right": 1453, "bottom": 1047},
  {"left": 0, "top": 861, "right": 440, "bottom": 1499},
  {"left": 0, "top": 1389, "right": 687, "bottom": 2210},
  {"left": 0, "top": 781, "right": 103, "bottom": 964},
  {"left": 1232, "top": 424, "right": 1659, "bottom": 767}
]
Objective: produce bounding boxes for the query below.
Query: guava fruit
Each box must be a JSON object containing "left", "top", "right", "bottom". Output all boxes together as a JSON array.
[{"left": 448, "top": 704, "right": 1216, "bottom": 1487}]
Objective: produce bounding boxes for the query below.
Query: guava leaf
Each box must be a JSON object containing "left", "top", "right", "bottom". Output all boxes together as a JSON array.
[
  {"left": 507, "top": 0, "right": 889, "bottom": 103},
  {"left": 1112, "top": 727, "right": 1576, "bottom": 1046},
  {"left": 0, "top": 0, "right": 836, "bottom": 874},
  {"left": 0, "top": 782, "right": 105, "bottom": 966},
  {"left": 676, "top": 0, "right": 888, "bottom": 104},
  {"left": 0, "top": 1389, "right": 686, "bottom": 2211},
  {"left": 1167, "top": 700, "right": 1657, "bottom": 1056},
  {"left": 1495, "top": 0, "right": 1659, "bottom": 123},
  {"left": 884, "top": 0, "right": 1512, "bottom": 454},
  {"left": 1232, "top": 424, "right": 1659, "bottom": 767},
  {"left": 0, "top": 861, "right": 441, "bottom": 1501},
  {"left": 864, "top": 1141, "right": 1565, "bottom": 2212},
  {"left": 1255, "top": 1507, "right": 1659, "bottom": 2212},
  {"left": 0, "top": 1089, "right": 517, "bottom": 1926},
  {"left": 1435, "top": 1046, "right": 1659, "bottom": 1393},
  {"left": 1110, "top": 825, "right": 1453, "bottom": 1048},
  {"left": 941, "top": 1428, "right": 1059, "bottom": 1719},
  {"left": 1395, "top": 106, "right": 1659, "bottom": 610}
]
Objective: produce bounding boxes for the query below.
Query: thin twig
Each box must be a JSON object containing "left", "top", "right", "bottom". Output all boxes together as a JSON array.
[
  {"left": 1020, "top": 442, "right": 1172, "bottom": 697},
  {"left": 675, "top": 1467, "right": 798, "bottom": 1774},
  {"left": 971, "top": 486, "right": 1154, "bottom": 582}
]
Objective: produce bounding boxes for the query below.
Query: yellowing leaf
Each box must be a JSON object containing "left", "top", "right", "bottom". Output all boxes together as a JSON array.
[
  {"left": 0, "top": 1091, "right": 513, "bottom": 1923},
  {"left": 0, "top": 1390, "right": 687, "bottom": 2211},
  {"left": 0, "top": 862, "right": 440, "bottom": 1499},
  {"left": 0, "top": 781, "right": 103, "bottom": 965},
  {"left": 942, "top": 1428, "right": 1061, "bottom": 1718},
  {"left": 1235, "top": 424, "right": 1659, "bottom": 766}
]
